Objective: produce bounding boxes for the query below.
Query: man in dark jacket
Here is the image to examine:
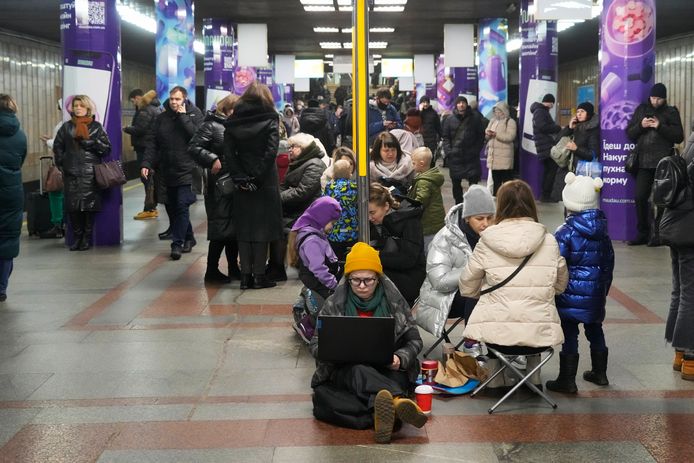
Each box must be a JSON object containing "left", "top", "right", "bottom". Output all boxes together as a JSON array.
[
  {"left": 626, "top": 83, "right": 685, "bottom": 245},
  {"left": 368, "top": 88, "right": 403, "bottom": 147},
  {"left": 441, "top": 96, "right": 486, "bottom": 204},
  {"left": 124, "top": 89, "right": 161, "bottom": 219},
  {"left": 532, "top": 93, "right": 562, "bottom": 202},
  {"left": 300, "top": 99, "right": 336, "bottom": 155},
  {"left": 419, "top": 96, "right": 441, "bottom": 164},
  {"left": 142, "top": 86, "right": 203, "bottom": 260}
]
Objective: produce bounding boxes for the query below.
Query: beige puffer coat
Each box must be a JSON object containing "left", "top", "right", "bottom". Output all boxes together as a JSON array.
[
  {"left": 459, "top": 218, "right": 568, "bottom": 348},
  {"left": 485, "top": 102, "right": 517, "bottom": 171}
]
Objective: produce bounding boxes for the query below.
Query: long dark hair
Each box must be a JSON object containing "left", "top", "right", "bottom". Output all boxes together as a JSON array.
[
  {"left": 239, "top": 81, "right": 275, "bottom": 112},
  {"left": 494, "top": 180, "right": 538, "bottom": 224}
]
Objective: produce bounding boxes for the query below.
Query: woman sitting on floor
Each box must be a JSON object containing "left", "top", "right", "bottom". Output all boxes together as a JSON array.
[{"left": 309, "top": 243, "right": 427, "bottom": 444}]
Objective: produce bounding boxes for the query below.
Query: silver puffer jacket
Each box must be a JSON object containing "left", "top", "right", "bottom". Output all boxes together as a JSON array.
[{"left": 414, "top": 203, "right": 472, "bottom": 337}]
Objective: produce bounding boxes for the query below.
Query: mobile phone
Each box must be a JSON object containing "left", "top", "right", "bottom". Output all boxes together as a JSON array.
[{"left": 62, "top": 50, "right": 115, "bottom": 127}]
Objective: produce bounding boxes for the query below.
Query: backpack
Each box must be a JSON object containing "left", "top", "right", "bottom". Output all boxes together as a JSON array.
[{"left": 652, "top": 154, "right": 691, "bottom": 209}]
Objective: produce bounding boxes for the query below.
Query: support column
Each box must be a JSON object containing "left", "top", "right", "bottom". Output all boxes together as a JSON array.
[
  {"left": 203, "top": 19, "right": 234, "bottom": 110},
  {"left": 599, "top": 0, "right": 655, "bottom": 241},
  {"left": 59, "top": 0, "right": 122, "bottom": 246},
  {"left": 518, "top": 0, "right": 558, "bottom": 198},
  {"left": 155, "top": 0, "right": 196, "bottom": 104},
  {"left": 353, "top": 0, "right": 370, "bottom": 243}
]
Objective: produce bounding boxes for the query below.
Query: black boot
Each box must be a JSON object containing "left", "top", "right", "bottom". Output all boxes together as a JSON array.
[
  {"left": 240, "top": 274, "right": 253, "bottom": 290},
  {"left": 226, "top": 241, "right": 241, "bottom": 280},
  {"left": 266, "top": 239, "right": 288, "bottom": 281},
  {"left": 583, "top": 349, "right": 609, "bottom": 386},
  {"left": 68, "top": 213, "right": 83, "bottom": 251},
  {"left": 204, "top": 268, "right": 231, "bottom": 284},
  {"left": 546, "top": 352, "right": 579, "bottom": 394},
  {"left": 69, "top": 236, "right": 83, "bottom": 251},
  {"left": 79, "top": 214, "right": 93, "bottom": 251},
  {"left": 252, "top": 274, "right": 277, "bottom": 289}
]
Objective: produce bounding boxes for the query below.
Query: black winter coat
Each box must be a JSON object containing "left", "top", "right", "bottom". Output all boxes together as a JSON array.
[
  {"left": 224, "top": 101, "right": 282, "bottom": 242},
  {"left": 0, "top": 110, "right": 27, "bottom": 260},
  {"left": 370, "top": 197, "right": 426, "bottom": 306},
  {"left": 441, "top": 109, "right": 486, "bottom": 180},
  {"left": 142, "top": 99, "right": 203, "bottom": 187},
  {"left": 627, "top": 102, "right": 684, "bottom": 169},
  {"left": 53, "top": 119, "right": 111, "bottom": 212},
  {"left": 531, "top": 102, "right": 561, "bottom": 159},
  {"left": 300, "top": 107, "right": 336, "bottom": 155},
  {"left": 124, "top": 95, "right": 161, "bottom": 151},
  {"left": 419, "top": 106, "right": 441, "bottom": 152},
  {"left": 559, "top": 114, "right": 600, "bottom": 171},
  {"left": 188, "top": 111, "right": 234, "bottom": 242},
  {"left": 281, "top": 142, "right": 326, "bottom": 223}
]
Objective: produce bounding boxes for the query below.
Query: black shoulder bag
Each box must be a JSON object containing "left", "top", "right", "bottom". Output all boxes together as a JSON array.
[{"left": 480, "top": 253, "right": 534, "bottom": 295}]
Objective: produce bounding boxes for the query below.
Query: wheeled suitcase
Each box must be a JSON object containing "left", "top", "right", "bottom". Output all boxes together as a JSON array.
[{"left": 26, "top": 156, "right": 54, "bottom": 236}]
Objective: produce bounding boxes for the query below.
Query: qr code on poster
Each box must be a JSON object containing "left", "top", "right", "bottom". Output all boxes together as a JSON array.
[
  {"left": 551, "top": 36, "right": 558, "bottom": 54},
  {"left": 88, "top": 1, "right": 106, "bottom": 26}
]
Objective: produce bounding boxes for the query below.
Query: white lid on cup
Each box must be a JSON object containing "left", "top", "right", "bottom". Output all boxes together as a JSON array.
[{"left": 415, "top": 384, "right": 434, "bottom": 394}]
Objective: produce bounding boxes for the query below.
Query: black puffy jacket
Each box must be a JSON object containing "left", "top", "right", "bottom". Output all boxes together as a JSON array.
[
  {"left": 627, "top": 102, "right": 684, "bottom": 169},
  {"left": 53, "top": 119, "right": 111, "bottom": 212},
  {"left": 531, "top": 102, "right": 561, "bottom": 159},
  {"left": 300, "top": 107, "right": 336, "bottom": 155},
  {"left": 441, "top": 109, "right": 486, "bottom": 180},
  {"left": 559, "top": 114, "right": 600, "bottom": 170},
  {"left": 124, "top": 93, "right": 161, "bottom": 151},
  {"left": 142, "top": 99, "right": 203, "bottom": 187},
  {"left": 419, "top": 106, "right": 441, "bottom": 152},
  {"left": 188, "top": 111, "right": 234, "bottom": 241},
  {"left": 280, "top": 142, "right": 326, "bottom": 221}
]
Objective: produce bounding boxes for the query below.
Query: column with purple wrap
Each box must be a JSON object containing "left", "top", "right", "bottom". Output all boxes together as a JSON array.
[
  {"left": 203, "top": 19, "right": 235, "bottom": 111},
  {"left": 436, "top": 55, "right": 478, "bottom": 113},
  {"left": 599, "top": 0, "right": 655, "bottom": 241},
  {"left": 155, "top": 0, "right": 196, "bottom": 104},
  {"left": 59, "top": 0, "right": 122, "bottom": 245},
  {"left": 518, "top": 0, "right": 558, "bottom": 199}
]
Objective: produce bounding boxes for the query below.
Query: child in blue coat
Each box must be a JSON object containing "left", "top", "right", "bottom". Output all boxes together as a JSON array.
[
  {"left": 288, "top": 196, "right": 342, "bottom": 343},
  {"left": 324, "top": 159, "right": 358, "bottom": 262},
  {"left": 546, "top": 173, "right": 615, "bottom": 394}
]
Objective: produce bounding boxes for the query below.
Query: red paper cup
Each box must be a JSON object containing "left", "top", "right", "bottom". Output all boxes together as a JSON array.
[{"left": 414, "top": 384, "right": 434, "bottom": 414}]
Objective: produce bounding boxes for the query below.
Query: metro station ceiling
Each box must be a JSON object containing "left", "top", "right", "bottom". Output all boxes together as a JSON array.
[{"left": 1, "top": 0, "right": 692, "bottom": 68}]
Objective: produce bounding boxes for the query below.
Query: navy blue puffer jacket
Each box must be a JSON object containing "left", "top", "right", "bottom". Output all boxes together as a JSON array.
[{"left": 554, "top": 209, "right": 615, "bottom": 324}]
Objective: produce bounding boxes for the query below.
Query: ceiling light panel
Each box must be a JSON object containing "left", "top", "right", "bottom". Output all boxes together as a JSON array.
[
  {"left": 373, "top": 6, "right": 405, "bottom": 12},
  {"left": 314, "top": 27, "right": 339, "bottom": 32},
  {"left": 370, "top": 27, "right": 395, "bottom": 33},
  {"left": 339, "top": 6, "right": 353, "bottom": 11},
  {"left": 300, "top": 0, "right": 333, "bottom": 4},
  {"left": 320, "top": 42, "right": 343, "bottom": 49},
  {"left": 369, "top": 42, "right": 388, "bottom": 48},
  {"left": 374, "top": 0, "right": 408, "bottom": 4},
  {"left": 304, "top": 5, "right": 335, "bottom": 11}
]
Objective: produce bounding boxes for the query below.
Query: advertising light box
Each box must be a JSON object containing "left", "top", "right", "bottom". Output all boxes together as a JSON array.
[
  {"left": 295, "top": 59, "right": 325, "bottom": 78},
  {"left": 381, "top": 58, "right": 413, "bottom": 77}
]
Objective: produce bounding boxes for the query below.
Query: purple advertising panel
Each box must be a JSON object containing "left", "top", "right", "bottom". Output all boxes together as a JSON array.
[
  {"left": 270, "top": 84, "right": 293, "bottom": 111},
  {"left": 599, "top": 0, "right": 655, "bottom": 240},
  {"left": 436, "top": 55, "right": 478, "bottom": 113},
  {"left": 155, "top": 0, "right": 195, "bottom": 104},
  {"left": 60, "top": 0, "right": 122, "bottom": 246},
  {"left": 518, "top": 0, "right": 559, "bottom": 198},
  {"left": 203, "top": 19, "right": 234, "bottom": 110},
  {"left": 415, "top": 83, "right": 436, "bottom": 110},
  {"left": 478, "top": 18, "right": 508, "bottom": 119}
]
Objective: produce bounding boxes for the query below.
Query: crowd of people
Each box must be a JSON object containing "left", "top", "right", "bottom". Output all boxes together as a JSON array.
[{"left": 1, "top": 80, "right": 693, "bottom": 444}]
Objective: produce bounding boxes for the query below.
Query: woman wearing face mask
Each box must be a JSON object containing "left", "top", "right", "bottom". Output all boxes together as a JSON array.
[
  {"left": 53, "top": 95, "right": 111, "bottom": 251},
  {"left": 369, "top": 132, "right": 414, "bottom": 195},
  {"left": 415, "top": 185, "right": 496, "bottom": 352},
  {"left": 368, "top": 183, "right": 425, "bottom": 307}
]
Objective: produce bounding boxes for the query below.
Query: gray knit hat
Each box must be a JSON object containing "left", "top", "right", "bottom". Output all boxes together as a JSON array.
[{"left": 462, "top": 185, "right": 496, "bottom": 218}]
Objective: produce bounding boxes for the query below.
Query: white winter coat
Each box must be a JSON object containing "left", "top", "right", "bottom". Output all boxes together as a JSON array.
[
  {"left": 485, "top": 101, "right": 516, "bottom": 171},
  {"left": 459, "top": 218, "right": 568, "bottom": 348},
  {"left": 415, "top": 203, "right": 472, "bottom": 337}
]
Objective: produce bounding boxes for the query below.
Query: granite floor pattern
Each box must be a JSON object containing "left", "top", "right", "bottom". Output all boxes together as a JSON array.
[{"left": 0, "top": 174, "right": 689, "bottom": 463}]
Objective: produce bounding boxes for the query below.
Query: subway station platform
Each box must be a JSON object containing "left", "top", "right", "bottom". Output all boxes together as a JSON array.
[{"left": 0, "top": 171, "right": 691, "bottom": 463}]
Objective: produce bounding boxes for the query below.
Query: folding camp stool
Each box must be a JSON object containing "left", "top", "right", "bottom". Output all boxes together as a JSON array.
[{"left": 470, "top": 344, "right": 557, "bottom": 414}]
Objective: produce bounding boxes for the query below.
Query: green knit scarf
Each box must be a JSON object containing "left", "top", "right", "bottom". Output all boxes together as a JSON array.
[{"left": 344, "top": 283, "right": 391, "bottom": 318}]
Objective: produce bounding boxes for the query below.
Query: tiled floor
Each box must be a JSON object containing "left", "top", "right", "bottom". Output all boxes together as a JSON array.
[{"left": 0, "top": 171, "right": 689, "bottom": 463}]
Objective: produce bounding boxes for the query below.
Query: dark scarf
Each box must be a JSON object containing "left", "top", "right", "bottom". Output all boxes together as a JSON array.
[
  {"left": 289, "top": 141, "right": 322, "bottom": 170},
  {"left": 344, "top": 283, "right": 390, "bottom": 318},
  {"left": 459, "top": 213, "right": 480, "bottom": 250},
  {"left": 72, "top": 115, "right": 92, "bottom": 141}
]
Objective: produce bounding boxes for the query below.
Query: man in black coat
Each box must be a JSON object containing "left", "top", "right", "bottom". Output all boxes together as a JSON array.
[
  {"left": 419, "top": 96, "right": 441, "bottom": 164},
  {"left": 531, "top": 93, "right": 562, "bottom": 202},
  {"left": 124, "top": 89, "right": 161, "bottom": 219},
  {"left": 441, "top": 96, "right": 486, "bottom": 204},
  {"left": 300, "top": 99, "right": 336, "bottom": 155},
  {"left": 142, "top": 86, "right": 203, "bottom": 260},
  {"left": 626, "top": 83, "right": 685, "bottom": 245}
]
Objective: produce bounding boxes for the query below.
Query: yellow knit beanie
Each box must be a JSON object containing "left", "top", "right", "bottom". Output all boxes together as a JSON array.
[{"left": 344, "top": 242, "right": 383, "bottom": 275}]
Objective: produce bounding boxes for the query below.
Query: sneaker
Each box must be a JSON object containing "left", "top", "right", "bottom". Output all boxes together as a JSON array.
[
  {"left": 462, "top": 341, "right": 482, "bottom": 358},
  {"left": 292, "top": 315, "right": 315, "bottom": 344},
  {"left": 393, "top": 397, "right": 428, "bottom": 428},
  {"left": 133, "top": 210, "right": 158, "bottom": 220},
  {"left": 170, "top": 245, "right": 183, "bottom": 260}
]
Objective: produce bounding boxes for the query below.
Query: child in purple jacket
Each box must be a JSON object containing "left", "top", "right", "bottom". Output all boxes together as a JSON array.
[{"left": 289, "top": 197, "right": 342, "bottom": 342}]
